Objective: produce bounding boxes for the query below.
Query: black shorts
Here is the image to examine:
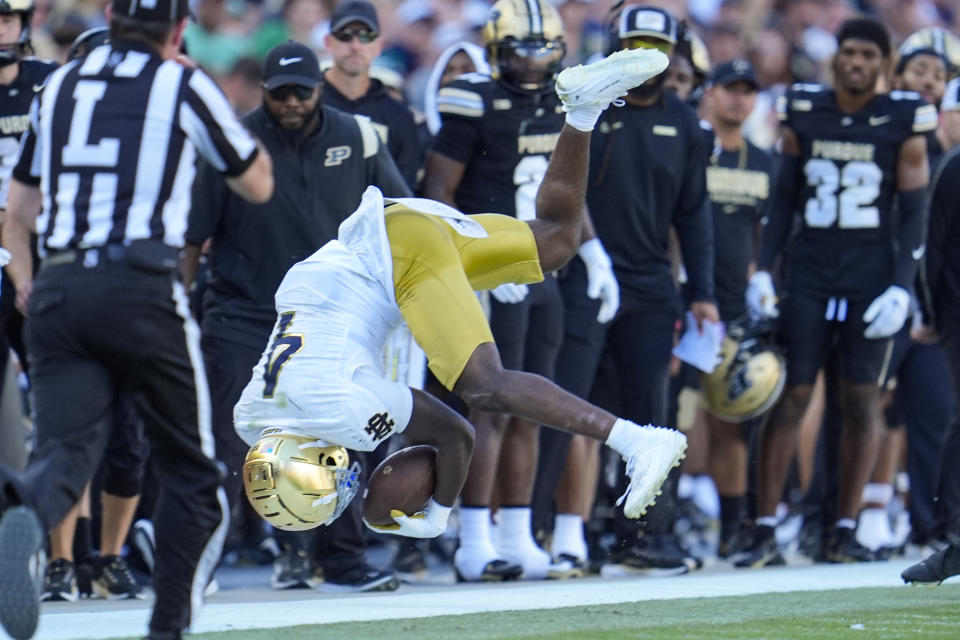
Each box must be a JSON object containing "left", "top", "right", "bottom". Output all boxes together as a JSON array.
[
  {"left": 779, "top": 289, "right": 894, "bottom": 386},
  {"left": 489, "top": 275, "right": 563, "bottom": 378}
]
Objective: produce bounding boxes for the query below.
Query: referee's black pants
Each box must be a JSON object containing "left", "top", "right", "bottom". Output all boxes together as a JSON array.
[
  {"left": 936, "top": 310, "right": 960, "bottom": 537},
  {"left": 532, "top": 260, "right": 680, "bottom": 541},
  {"left": 22, "top": 262, "right": 226, "bottom": 636}
]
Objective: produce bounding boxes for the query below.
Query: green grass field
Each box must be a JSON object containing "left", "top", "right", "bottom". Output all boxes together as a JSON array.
[{"left": 106, "top": 584, "right": 960, "bottom": 640}]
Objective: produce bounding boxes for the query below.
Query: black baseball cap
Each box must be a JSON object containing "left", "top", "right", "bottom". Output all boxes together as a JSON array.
[
  {"left": 111, "top": 0, "right": 190, "bottom": 22},
  {"left": 329, "top": 0, "right": 379, "bottom": 34},
  {"left": 617, "top": 6, "right": 678, "bottom": 44},
  {"left": 710, "top": 59, "right": 759, "bottom": 89},
  {"left": 262, "top": 41, "right": 322, "bottom": 90}
]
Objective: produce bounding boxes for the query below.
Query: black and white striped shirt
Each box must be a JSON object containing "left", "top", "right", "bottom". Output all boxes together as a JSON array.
[{"left": 13, "top": 40, "right": 258, "bottom": 253}]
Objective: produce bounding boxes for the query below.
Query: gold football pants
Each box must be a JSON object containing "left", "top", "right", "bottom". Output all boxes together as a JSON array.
[{"left": 385, "top": 206, "right": 543, "bottom": 390}]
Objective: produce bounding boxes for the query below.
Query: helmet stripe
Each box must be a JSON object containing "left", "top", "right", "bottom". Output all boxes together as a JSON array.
[{"left": 525, "top": 0, "right": 542, "bottom": 36}]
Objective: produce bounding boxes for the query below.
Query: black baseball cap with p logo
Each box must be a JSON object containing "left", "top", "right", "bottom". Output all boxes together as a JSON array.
[
  {"left": 111, "top": 0, "right": 190, "bottom": 22},
  {"left": 262, "top": 41, "right": 322, "bottom": 91}
]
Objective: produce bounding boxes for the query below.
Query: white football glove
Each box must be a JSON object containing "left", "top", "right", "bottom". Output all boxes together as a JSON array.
[
  {"left": 490, "top": 282, "right": 529, "bottom": 304},
  {"left": 862, "top": 285, "right": 911, "bottom": 339},
  {"left": 363, "top": 498, "right": 452, "bottom": 539},
  {"left": 579, "top": 238, "right": 620, "bottom": 323},
  {"left": 746, "top": 271, "right": 779, "bottom": 319}
]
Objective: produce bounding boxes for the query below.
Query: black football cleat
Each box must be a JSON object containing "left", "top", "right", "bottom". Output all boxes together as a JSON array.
[
  {"left": 902, "top": 543, "right": 960, "bottom": 585},
  {"left": 732, "top": 526, "right": 785, "bottom": 568},
  {"left": 455, "top": 559, "right": 523, "bottom": 582},
  {"left": 825, "top": 527, "right": 878, "bottom": 563}
]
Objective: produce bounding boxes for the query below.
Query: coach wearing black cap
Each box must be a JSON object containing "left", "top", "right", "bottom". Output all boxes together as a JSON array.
[
  {"left": 0, "top": 0, "right": 273, "bottom": 637},
  {"left": 185, "top": 40, "right": 409, "bottom": 594},
  {"left": 699, "top": 58, "right": 773, "bottom": 558},
  {"left": 321, "top": 0, "right": 422, "bottom": 191}
]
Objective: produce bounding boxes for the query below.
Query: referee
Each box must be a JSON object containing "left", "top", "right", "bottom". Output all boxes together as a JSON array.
[{"left": 0, "top": 0, "right": 273, "bottom": 638}]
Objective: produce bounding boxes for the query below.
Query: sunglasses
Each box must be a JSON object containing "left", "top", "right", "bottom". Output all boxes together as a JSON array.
[
  {"left": 331, "top": 27, "right": 378, "bottom": 44},
  {"left": 266, "top": 85, "right": 315, "bottom": 102},
  {"left": 624, "top": 38, "right": 673, "bottom": 55}
]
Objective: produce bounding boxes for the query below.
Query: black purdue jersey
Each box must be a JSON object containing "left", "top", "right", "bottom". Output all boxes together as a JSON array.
[
  {"left": 0, "top": 58, "right": 57, "bottom": 209},
  {"left": 777, "top": 84, "right": 937, "bottom": 299},
  {"left": 706, "top": 139, "right": 773, "bottom": 322},
  {"left": 431, "top": 73, "right": 565, "bottom": 218}
]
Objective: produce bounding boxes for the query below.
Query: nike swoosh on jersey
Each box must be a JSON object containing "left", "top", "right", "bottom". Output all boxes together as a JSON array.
[
  {"left": 869, "top": 115, "right": 891, "bottom": 126},
  {"left": 278, "top": 57, "right": 302, "bottom": 66},
  {"left": 912, "top": 245, "right": 925, "bottom": 260}
]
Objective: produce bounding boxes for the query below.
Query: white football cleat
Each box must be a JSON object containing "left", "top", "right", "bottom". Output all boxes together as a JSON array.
[
  {"left": 556, "top": 48, "right": 670, "bottom": 112},
  {"left": 617, "top": 427, "right": 687, "bottom": 519}
]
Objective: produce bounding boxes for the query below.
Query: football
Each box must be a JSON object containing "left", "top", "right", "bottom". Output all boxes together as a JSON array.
[{"left": 363, "top": 445, "right": 437, "bottom": 526}]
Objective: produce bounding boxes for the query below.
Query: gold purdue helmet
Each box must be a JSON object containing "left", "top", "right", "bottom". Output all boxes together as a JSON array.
[
  {"left": 701, "top": 320, "right": 786, "bottom": 423},
  {"left": 483, "top": 0, "right": 566, "bottom": 92},
  {"left": 0, "top": 0, "right": 34, "bottom": 65},
  {"left": 897, "top": 27, "right": 960, "bottom": 77},
  {"left": 243, "top": 429, "right": 361, "bottom": 531}
]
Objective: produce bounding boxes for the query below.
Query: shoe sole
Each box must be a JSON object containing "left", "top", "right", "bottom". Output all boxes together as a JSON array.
[
  {"left": 91, "top": 582, "right": 147, "bottom": 600},
  {"left": 0, "top": 506, "right": 43, "bottom": 640},
  {"left": 546, "top": 566, "right": 584, "bottom": 580},
  {"left": 41, "top": 588, "right": 78, "bottom": 603},
  {"left": 315, "top": 575, "right": 400, "bottom": 593},
  {"left": 733, "top": 551, "right": 785, "bottom": 569},
  {"left": 599, "top": 563, "right": 689, "bottom": 578},
  {"left": 556, "top": 49, "right": 670, "bottom": 105},
  {"left": 623, "top": 437, "right": 687, "bottom": 519},
  {"left": 454, "top": 560, "right": 523, "bottom": 583}
]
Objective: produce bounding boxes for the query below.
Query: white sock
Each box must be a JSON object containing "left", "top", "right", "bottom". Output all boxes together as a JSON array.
[
  {"left": 564, "top": 106, "right": 604, "bottom": 132},
  {"left": 756, "top": 515, "right": 778, "bottom": 528},
  {"left": 552, "top": 513, "right": 587, "bottom": 561},
  {"left": 496, "top": 507, "right": 537, "bottom": 551},
  {"left": 455, "top": 507, "right": 499, "bottom": 580},
  {"left": 836, "top": 518, "right": 857, "bottom": 530},
  {"left": 605, "top": 418, "right": 647, "bottom": 458},
  {"left": 862, "top": 482, "right": 893, "bottom": 505}
]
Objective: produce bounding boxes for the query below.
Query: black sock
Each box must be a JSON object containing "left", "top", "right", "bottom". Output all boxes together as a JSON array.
[
  {"left": 719, "top": 495, "right": 744, "bottom": 541},
  {"left": 73, "top": 517, "right": 93, "bottom": 564}
]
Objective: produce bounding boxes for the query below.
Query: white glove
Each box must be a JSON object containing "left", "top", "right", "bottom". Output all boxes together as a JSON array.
[
  {"left": 363, "top": 498, "right": 452, "bottom": 539},
  {"left": 579, "top": 238, "right": 620, "bottom": 323},
  {"left": 746, "top": 271, "right": 779, "bottom": 319},
  {"left": 491, "top": 282, "right": 529, "bottom": 304},
  {"left": 0, "top": 248, "right": 10, "bottom": 268},
  {"left": 862, "top": 285, "right": 911, "bottom": 339}
]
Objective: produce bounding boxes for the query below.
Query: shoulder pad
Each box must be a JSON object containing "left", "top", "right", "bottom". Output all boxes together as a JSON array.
[
  {"left": 352, "top": 114, "right": 380, "bottom": 158},
  {"left": 457, "top": 72, "right": 493, "bottom": 84},
  {"left": 436, "top": 84, "right": 485, "bottom": 119},
  {"left": 911, "top": 102, "right": 938, "bottom": 133}
]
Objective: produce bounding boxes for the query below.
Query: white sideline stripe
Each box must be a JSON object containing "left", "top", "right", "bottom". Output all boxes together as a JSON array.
[{"left": 33, "top": 560, "right": 935, "bottom": 639}]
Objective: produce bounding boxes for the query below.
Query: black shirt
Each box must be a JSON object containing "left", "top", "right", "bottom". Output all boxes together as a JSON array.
[
  {"left": 586, "top": 90, "right": 714, "bottom": 304},
  {"left": 187, "top": 103, "right": 410, "bottom": 346},
  {"left": 431, "top": 73, "right": 565, "bottom": 218},
  {"left": 707, "top": 139, "right": 773, "bottom": 322},
  {"left": 919, "top": 144, "right": 960, "bottom": 334},
  {"left": 0, "top": 57, "right": 57, "bottom": 209},
  {"left": 321, "top": 75, "right": 422, "bottom": 192},
  {"left": 768, "top": 84, "right": 936, "bottom": 299}
]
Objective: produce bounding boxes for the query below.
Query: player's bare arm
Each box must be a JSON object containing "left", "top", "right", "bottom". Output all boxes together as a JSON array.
[{"left": 422, "top": 151, "right": 467, "bottom": 209}]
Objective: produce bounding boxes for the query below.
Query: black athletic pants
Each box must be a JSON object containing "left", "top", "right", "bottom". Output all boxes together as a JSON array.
[
  {"left": 22, "top": 261, "right": 225, "bottom": 636},
  {"left": 936, "top": 311, "right": 960, "bottom": 537},
  {"left": 201, "top": 326, "right": 368, "bottom": 579},
  {"left": 532, "top": 260, "right": 680, "bottom": 540}
]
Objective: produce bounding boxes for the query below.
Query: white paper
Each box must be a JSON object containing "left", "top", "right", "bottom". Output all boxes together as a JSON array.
[{"left": 672, "top": 311, "right": 725, "bottom": 373}]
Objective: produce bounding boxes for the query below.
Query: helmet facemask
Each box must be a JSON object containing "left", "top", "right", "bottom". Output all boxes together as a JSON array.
[
  {"left": 489, "top": 36, "right": 566, "bottom": 92},
  {"left": 0, "top": 3, "right": 33, "bottom": 68}
]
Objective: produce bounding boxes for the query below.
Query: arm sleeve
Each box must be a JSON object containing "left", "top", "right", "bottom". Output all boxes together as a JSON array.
[
  {"left": 180, "top": 68, "right": 259, "bottom": 176},
  {"left": 757, "top": 151, "right": 803, "bottom": 271},
  {"left": 893, "top": 187, "right": 928, "bottom": 290},
  {"left": 430, "top": 83, "right": 484, "bottom": 164},
  {"left": 673, "top": 119, "right": 715, "bottom": 302},
  {"left": 11, "top": 96, "right": 41, "bottom": 186},
  {"left": 185, "top": 158, "right": 230, "bottom": 246}
]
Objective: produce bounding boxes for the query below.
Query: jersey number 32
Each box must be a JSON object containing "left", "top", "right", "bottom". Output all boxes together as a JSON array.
[{"left": 804, "top": 159, "right": 881, "bottom": 229}]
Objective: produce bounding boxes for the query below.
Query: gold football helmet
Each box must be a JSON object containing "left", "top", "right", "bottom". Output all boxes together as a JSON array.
[
  {"left": 242, "top": 429, "right": 361, "bottom": 531},
  {"left": 898, "top": 27, "right": 960, "bottom": 77},
  {"left": 0, "top": 0, "right": 34, "bottom": 65},
  {"left": 687, "top": 30, "right": 710, "bottom": 84},
  {"left": 701, "top": 320, "right": 786, "bottom": 423},
  {"left": 483, "top": 0, "right": 566, "bottom": 92}
]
